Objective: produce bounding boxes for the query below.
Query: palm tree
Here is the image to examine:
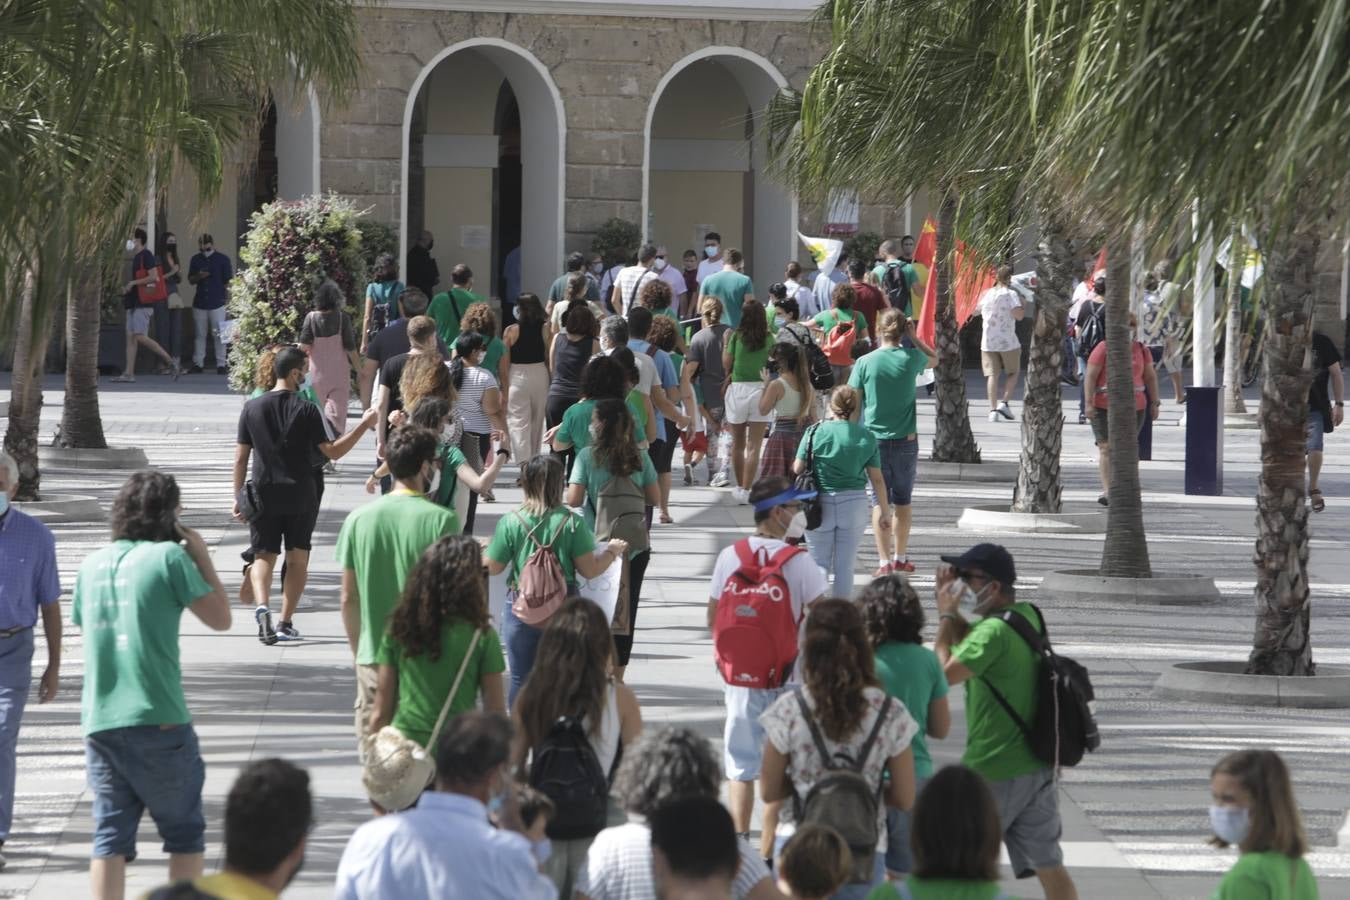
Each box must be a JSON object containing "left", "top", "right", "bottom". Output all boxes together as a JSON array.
[{"left": 928, "top": 194, "right": 981, "bottom": 463}]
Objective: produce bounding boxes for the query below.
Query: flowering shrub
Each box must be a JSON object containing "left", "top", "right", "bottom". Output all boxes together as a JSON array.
[{"left": 227, "top": 194, "right": 370, "bottom": 391}]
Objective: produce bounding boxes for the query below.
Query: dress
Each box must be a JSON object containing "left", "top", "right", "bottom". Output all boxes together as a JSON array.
[{"left": 300, "top": 310, "right": 356, "bottom": 430}]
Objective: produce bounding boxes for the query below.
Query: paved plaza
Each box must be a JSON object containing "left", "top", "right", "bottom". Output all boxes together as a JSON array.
[{"left": 2, "top": 372, "right": 1350, "bottom": 899}]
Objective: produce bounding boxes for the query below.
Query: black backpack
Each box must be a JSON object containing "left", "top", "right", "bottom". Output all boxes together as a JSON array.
[
  {"left": 881, "top": 261, "right": 911, "bottom": 315},
  {"left": 528, "top": 715, "right": 619, "bottom": 839},
  {"left": 1076, "top": 303, "right": 1105, "bottom": 359},
  {"left": 981, "top": 604, "right": 1100, "bottom": 768},
  {"left": 780, "top": 324, "right": 835, "bottom": 392}
]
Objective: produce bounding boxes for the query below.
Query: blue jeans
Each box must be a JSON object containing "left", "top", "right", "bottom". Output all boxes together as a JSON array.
[
  {"left": 85, "top": 723, "right": 206, "bottom": 858},
  {"left": 805, "top": 490, "right": 869, "bottom": 598},
  {"left": 0, "top": 629, "right": 34, "bottom": 841},
  {"left": 884, "top": 776, "right": 930, "bottom": 874},
  {"left": 502, "top": 603, "right": 544, "bottom": 708}
]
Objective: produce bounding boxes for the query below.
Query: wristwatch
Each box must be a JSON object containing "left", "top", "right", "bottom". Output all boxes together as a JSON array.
[{"left": 496, "top": 448, "right": 510, "bottom": 457}]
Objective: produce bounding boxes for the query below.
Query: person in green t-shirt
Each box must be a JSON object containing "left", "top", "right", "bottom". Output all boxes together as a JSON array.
[
  {"left": 792, "top": 385, "right": 890, "bottom": 599},
  {"left": 722, "top": 299, "right": 774, "bottom": 503},
  {"left": 700, "top": 248, "right": 755, "bottom": 327},
  {"left": 1208, "top": 750, "right": 1319, "bottom": 900},
  {"left": 849, "top": 310, "right": 937, "bottom": 576},
  {"left": 485, "top": 454, "right": 628, "bottom": 704},
  {"left": 549, "top": 354, "right": 650, "bottom": 479},
  {"left": 933, "top": 543, "right": 1075, "bottom": 900},
  {"left": 859, "top": 575, "right": 951, "bottom": 876},
  {"left": 811, "top": 287, "right": 870, "bottom": 385},
  {"left": 426, "top": 264, "right": 484, "bottom": 348},
  {"left": 72, "top": 471, "right": 232, "bottom": 895},
  {"left": 336, "top": 426, "right": 459, "bottom": 749},
  {"left": 866, "top": 764, "right": 1020, "bottom": 900},
  {"left": 369, "top": 535, "right": 506, "bottom": 760}
]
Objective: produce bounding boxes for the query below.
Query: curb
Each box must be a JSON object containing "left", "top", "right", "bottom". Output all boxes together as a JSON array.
[
  {"left": 1224, "top": 412, "right": 1260, "bottom": 430},
  {"left": 958, "top": 505, "right": 1106, "bottom": 534},
  {"left": 1154, "top": 661, "right": 1350, "bottom": 709},
  {"left": 920, "top": 460, "right": 1017, "bottom": 483},
  {"left": 1038, "top": 568, "right": 1221, "bottom": 606},
  {"left": 39, "top": 445, "right": 149, "bottom": 469},
  {"left": 14, "top": 493, "right": 105, "bottom": 522}
]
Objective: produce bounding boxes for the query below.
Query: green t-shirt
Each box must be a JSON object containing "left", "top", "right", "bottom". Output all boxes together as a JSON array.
[
  {"left": 727, "top": 332, "right": 771, "bottom": 383},
  {"left": 72, "top": 541, "right": 212, "bottom": 735},
  {"left": 486, "top": 507, "right": 597, "bottom": 588},
  {"left": 874, "top": 641, "right": 949, "bottom": 779},
  {"left": 556, "top": 398, "right": 647, "bottom": 453},
  {"left": 849, "top": 346, "right": 929, "bottom": 440},
  {"left": 427, "top": 288, "right": 484, "bottom": 347},
  {"left": 655, "top": 307, "right": 680, "bottom": 326},
  {"left": 569, "top": 445, "right": 657, "bottom": 547},
  {"left": 701, "top": 270, "right": 754, "bottom": 327},
  {"left": 796, "top": 420, "right": 880, "bottom": 493},
  {"left": 375, "top": 620, "right": 506, "bottom": 747},
  {"left": 867, "top": 877, "right": 1015, "bottom": 900},
  {"left": 481, "top": 335, "right": 506, "bottom": 377},
  {"left": 250, "top": 385, "right": 322, "bottom": 407},
  {"left": 873, "top": 260, "right": 919, "bottom": 315},
  {"left": 335, "top": 492, "right": 460, "bottom": 665},
  {"left": 1211, "top": 852, "right": 1318, "bottom": 900},
  {"left": 432, "top": 442, "right": 470, "bottom": 524},
  {"left": 952, "top": 603, "right": 1046, "bottom": 781},
  {"left": 626, "top": 389, "right": 650, "bottom": 436},
  {"left": 814, "top": 307, "right": 868, "bottom": 338}
]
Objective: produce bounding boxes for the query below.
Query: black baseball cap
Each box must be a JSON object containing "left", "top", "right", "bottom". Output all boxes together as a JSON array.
[{"left": 940, "top": 543, "right": 1016, "bottom": 585}]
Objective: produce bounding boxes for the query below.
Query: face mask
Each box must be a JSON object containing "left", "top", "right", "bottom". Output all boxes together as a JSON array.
[
  {"left": 487, "top": 774, "right": 508, "bottom": 817},
  {"left": 705, "top": 245, "right": 719, "bottom": 258},
  {"left": 202, "top": 248, "right": 214, "bottom": 257},
  {"left": 783, "top": 509, "right": 808, "bottom": 541},
  {"left": 953, "top": 579, "right": 994, "bottom": 617},
  {"left": 166, "top": 240, "right": 176, "bottom": 247},
  {"left": 653, "top": 257, "right": 667, "bottom": 272},
  {"left": 591, "top": 262, "right": 604, "bottom": 274},
  {"left": 426, "top": 240, "right": 434, "bottom": 251},
  {"left": 125, "top": 239, "right": 136, "bottom": 252},
  {"left": 0, "top": 494, "right": 8, "bottom": 516},
  {"left": 425, "top": 464, "right": 441, "bottom": 498},
  {"left": 531, "top": 839, "right": 553, "bottom": 865},
  {"left": 441, "top": 425, "right": 456, "bottom": 443},
  {"left": 775, "top": 315, "right": 786, "bottom": 327},
  {"left": 298, "top": 373, "right": 312, "bottom": 393},
  {"left": 512, "top": 305, "right": 522, "bottom": 321},
  {"left": 1209, "top": 805, "right": 1250, "bottom": 845}
]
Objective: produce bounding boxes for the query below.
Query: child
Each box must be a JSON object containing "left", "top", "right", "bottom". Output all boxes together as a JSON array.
[
  {"left": 516, "top": 784, "right": 556, "bottom": 867},
  {"left": 1209, "top": 750, "right": 1318, "bottom": 899},
  {"left": 776, "top": 825, "right": 852, "bottom": 900}
]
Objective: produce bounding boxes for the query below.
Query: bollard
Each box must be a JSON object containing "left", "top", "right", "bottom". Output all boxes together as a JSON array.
[{"left": 1184, "top": 385, "right": 1223, "bottom": 494}]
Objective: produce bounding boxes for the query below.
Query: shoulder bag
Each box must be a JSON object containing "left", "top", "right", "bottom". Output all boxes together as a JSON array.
[{"left": 795, "top": 423, "right": 824, "bottom": 530}]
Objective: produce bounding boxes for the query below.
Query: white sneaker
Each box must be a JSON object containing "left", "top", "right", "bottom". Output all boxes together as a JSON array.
[
  {"left": 731, "top": 487, "right": 749, "bottom": 503},
  {"left": 989, "top": 410, "right": 1000, "bottom": 422},
  {"left": 710, "top": 470, "right": 731, "bottom": 488},
  {"left": 997, "top": 401, "right": 1015, "bottom": 421}
]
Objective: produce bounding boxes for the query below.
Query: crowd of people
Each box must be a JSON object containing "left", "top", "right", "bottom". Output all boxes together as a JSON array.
[{"left": 0, "top": 231, "right": 1332, "bottom": 899}]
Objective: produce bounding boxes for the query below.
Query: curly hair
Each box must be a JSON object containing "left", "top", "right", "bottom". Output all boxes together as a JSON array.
[
  {"left": 612, "top": 727, "right": 720, "bottom": 817},
  {"left": 638, "top": 278, "right": 673, "bottom": 311},
  {"left": 110, "top": 470, "right": 180, "bottom": 543},
  {"left": 647, "top": 314, "right": 678, "bottom": 354},
  {"left": 734, "top": 298, "right": 768, "bottom": 353},
  {"left": 517, "top": 599, "right": 613, "bottom": 747},
  {"left": 387, "top": 535, "right": 489, "bottom": 660},
  {"left": 254, "top": 347, "right": 279, "bottom": 392},
  {"left": 579, "top": 354, "right": 627, "bottom": 401},
  {"left": 859, "top": 574, "right": 925, "bottom": 647},
  {"left": 460, "top": 301, "right": 498, "bottom": 339},
  {"left": 801, "top": 599, "right": 878, "bottom": 741},
  {"left": 400, "top": 352, "right": 454, "bottom": 414},
  {"left": 832, "top": 282, "right": 857, "bottom": 310},
  {"left": 592, "top": 398, "right": 642, "bottom": 477}
]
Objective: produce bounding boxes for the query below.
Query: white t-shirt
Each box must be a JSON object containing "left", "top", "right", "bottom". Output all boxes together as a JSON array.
[
  {"left": 614, "top": 265, "right": 661, "bottom": 315},
  {"left": 1068, "top": 280, "right": 1094, "bottom": 321},
  {"left": 579, "top": 822, "right": 770, "bottom": 900},
  {"left": 697, "top": 256, "right": 724, "bottom": 288},
  {"left": 784, "top": 279, "right": 819, "bottom": 318},
  {"left": 658, "top": 265, "right": 687, "bottom": 303},
  {"left": 976, "top": 285, "right": 1022, "bottom": 352},
  {"left": 709, "top": 537, "right": 827, "bottom": 633}
]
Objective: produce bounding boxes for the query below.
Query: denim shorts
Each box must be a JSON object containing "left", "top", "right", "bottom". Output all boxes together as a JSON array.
[
  {"left": 873, "top": 438, "right": 919, "bottom": 506},
  {"left": 85, "top": 724, "right": 206, "bottom": 859},
  {"left": 1307, "top": 410, "right": 1325, "bottom": 453},
  {"left": 722, "top": 685, "right": 785, "bottom": 781}
]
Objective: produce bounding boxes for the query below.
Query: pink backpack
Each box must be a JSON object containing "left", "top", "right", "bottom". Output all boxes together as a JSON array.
[{"left": 510, "top": 512, "right": 570, "bottom": 626}]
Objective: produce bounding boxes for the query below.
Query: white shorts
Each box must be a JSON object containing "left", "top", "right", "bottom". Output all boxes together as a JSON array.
[
  {"left": 724, "top": 381, "right": 771, "bottom": 426},
  {"left": 128, "top": 307, "right": 153, "bottom": 335}
]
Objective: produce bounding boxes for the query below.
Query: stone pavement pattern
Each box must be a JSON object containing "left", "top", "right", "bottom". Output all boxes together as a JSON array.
[{"left": 3, "top": 373, "right": 1350, "bottom": 899}]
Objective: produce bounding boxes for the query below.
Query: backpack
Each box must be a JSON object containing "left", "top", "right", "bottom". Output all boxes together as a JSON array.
[
  {"left": 881, "top": 261, "right": 910, "bottom": 314},
  {"left": 980, "top": 604, "right": 1101, "bottom": 768},
  {"left": 792, "top": 691, "right": 893, "bottom": 884},
  {"left": 781, "top": 325, "right": 834, "bottom": 392},
  {"left": 593, "top": 473, "right": 650, "bottom": 557},
  {"left": 819, "top": 311, "right": 858, "bottom": 366},
  {"left": 528, "top": 715, "right": 617, "bottom": 840},
  {"left": 510, "top": 512, "right": 571, "bottom": 626},
  {"left": 1076, "top": 303, "right": 1105, "bottom": 359},
  {"left": 712, "top": 539, "right": 804, "bottom": 689}
]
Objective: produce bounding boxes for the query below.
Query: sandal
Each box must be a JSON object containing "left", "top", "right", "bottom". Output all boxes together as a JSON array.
[
  {"left": 1311, "top": 489, "right": 1325, "bottom": 512},
  {"left": 659, "top": 512, "right": 674, "bottom": 524}
]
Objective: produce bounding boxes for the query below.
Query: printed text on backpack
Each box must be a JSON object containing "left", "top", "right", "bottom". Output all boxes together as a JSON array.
[{"left": 712, "top": 540, "right": 804, "bottom": 689}]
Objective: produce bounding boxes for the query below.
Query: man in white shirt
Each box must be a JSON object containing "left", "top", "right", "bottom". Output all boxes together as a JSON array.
[
  {"left": 812, "top": 254, "right": 848, "bottom": 318},
  {"left": 654, "top": 245, "right": 688, "bottom": 313},
  {"left": 696, "top": 231, "right": 724, "bottom": 287},
  {"left": 334, "top": 712, "right": 555, "bottom": 900},
  {"left": 784, "top": 260, "right": 818, "bottom": 319},
  {"left": 973, "top": 264, "right": 1026, "bottom": 422},
  {"left": 611, "top": 243, "right": 662, "bottom": 316}
]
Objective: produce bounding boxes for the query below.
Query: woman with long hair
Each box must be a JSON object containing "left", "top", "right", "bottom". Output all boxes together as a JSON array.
[
  {"left": 460, "top": 301, "right": 508, "bottom": 390},
  {"left": 858, "top": 575, "right": 951, "bottom": 877},
  {"left": 550, "top": 354, "right": 649, "bottom": 476},
  {"left": 298, "top": 280, "right": 361, "bottom": 431},
  {"left": 721, "top": 298, "right": 773, "bottom": 503},
  {"left": 368, "top": 536, "right": 507, "bottom": 807},
  {"left": 547, "top": 303, "right": 601, "bottom": 431},
  {"left": 756, "top": 340, "right": 814, "bottom": 480},
  {"left": 153, "top": 231, "right": 185, "bottom": 368},
  {"left": 360, "top": 253, "right": 404, "bottom": 408},
  {"left": 512, "top": 599, "right": 643, "bottom": 897},
  {"left": 485, "top": 455, "right": 628, "bottom": 704},
  {"left": 503, "top": 292, "right": 552, "bottom": 463},
  {"left": 793, "top": 386, "right": 892, "bottom": 598},
  {"left": 682, "top": 295, "right": 730, "bottom": 486},
  {"left": 565, "top": 399, "right": 659, "bottom": 680},
  {"left": 449, "top": 331, "right": 507, "bottom": 534},
  {"left": 760, "top": 599, "right": 917, "bottom": 898},
  {"left": 1207, "top": 749, "right": 1317, "bottom": 898},
  {"left": 551, "top": 272, "right": 605, "bottom": 331},
  {"left": 646, "top": 314, "right": 686, "bottom": 521}
]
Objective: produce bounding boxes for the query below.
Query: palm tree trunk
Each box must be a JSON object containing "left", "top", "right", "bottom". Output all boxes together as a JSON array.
[
  {"left": 1012, "top": 214, "right": 1074, "bottom": 512},
  {"left": 3, "top": 268, "right": 49, "bottom": 500},
  {"left": 930, "top": 193, "right": 981, "bottom": 464},
  {"left": 58, "top": 263, "right": 108, "bottom": 448},
  {"left": 1099, "top": 231, "right": 1151, "bottom": 577},
  {"left": 1247, "top": 215, "right": 1319, "bottom": 677},
  {"left": 1222, "top": 231, "right": 1247, "bottom": 415}
]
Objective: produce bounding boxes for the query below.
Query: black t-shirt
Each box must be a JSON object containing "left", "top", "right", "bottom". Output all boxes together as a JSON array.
[
  {"left": 366, "top": 319, "right": 449, "bottom": 368},
  {"left": 236, "top": 391, "right": 329, "bottom": 510},
  {"left": 379, "top": 352, "right": 414, "bottom": 414},
  {"left": 125, "top": 249, "right": 157, "bottom": 309},
  {"left": 1309, "top": 332, "right": 1342, "bottom": 430}
]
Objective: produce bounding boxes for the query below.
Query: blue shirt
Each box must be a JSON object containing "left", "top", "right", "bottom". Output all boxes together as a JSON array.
[
  {"left": 334, "top": 792, "right": 556, "bottom": 900},
  {"left": 188, "top": 251, "right": 233, "bottom": 310},
  {"left": 629, "top": 339, "right": 679, "bottom": 436},
  {"left": 0, "top": 509, "right": 60, "bottom": 630}
]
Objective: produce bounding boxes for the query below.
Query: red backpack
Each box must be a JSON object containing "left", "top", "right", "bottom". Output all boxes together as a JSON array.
[
  {"left": 819, "top": 310, "right": 857, "bottom": 365},
  {"left": 713, "top": 539, "right": 804, "bottom": 689}
]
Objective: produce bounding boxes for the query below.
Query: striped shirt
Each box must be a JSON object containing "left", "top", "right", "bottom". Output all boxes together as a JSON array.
[
  {"left": 578, "top": 821, "right": 769, "bottom": 900},
  {"left": 454, "top": 364, "right": 498, "bottom": 434}
]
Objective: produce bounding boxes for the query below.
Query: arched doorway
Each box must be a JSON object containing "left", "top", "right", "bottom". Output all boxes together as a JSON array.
[
  {"left": 643, "top": 49, "right": 794, "bottom": 284},
  {"left": 401, "top": 40, "right": 564, "bottom": 302}
]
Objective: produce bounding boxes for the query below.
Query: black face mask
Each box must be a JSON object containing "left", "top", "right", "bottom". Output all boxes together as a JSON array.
[{"left": 425, "top": 240, "right": 434, "bottom": 251}]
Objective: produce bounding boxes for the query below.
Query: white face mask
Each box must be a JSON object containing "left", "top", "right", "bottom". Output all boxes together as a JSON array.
[
  {"left": 0, "top": 493, "right": 9, "bottom": 516},
  {"left": 783, "top": 509, "right": 808, "bottom": 541},
  {"left": 954, "top": 578, "right": 995, "bottom": 617},
  {"left": 590, "top": 262, "right": 604, "bottom": 274},
  {"left": 652, "top": 257, "right": 667, "bottom": 272},
  {"left": 1209, "top": 805, "right": 1250, "bottom": 845},
  {"left": 125, "top": 239, "right": 136, "bottom": 252},
  {"left": 705, "top": 245, "right": 719, "bottom": 258},
  {"left": 425, "top": 463, "right": 441, "bottom": 497}
]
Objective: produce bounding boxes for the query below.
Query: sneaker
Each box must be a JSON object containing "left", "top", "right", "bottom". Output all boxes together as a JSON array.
[
  {"left": 997, "top": 401, "right": 1015, "bottom": 421},
  {"left": 893, "top": 559, "right": 916, "bottom": 573},
  {"left": 255, "top": 606, "right": 278, "bottom": 645},
  {"left": 189, "top": 364, "right": 203, "bottom": 374},
  {"left": 1061, "top": 372, "right": 1079, "bottom": 386},
  {"left": 276, "top": 621, "right": 301, "bottom": 641},
  {"left": 710, "top": 470, "right": 731, "bottom": 488},
  {"left": 683, "top": 464, "right": 693, "bottom": 486},
  {"left": 1097, "top": 494, "right": 1109, "bottom": 507},
  {"left": 216, "top": 366, "right": 228, "bottom": 375},
  {"left": 989, "top": 410, "right": 1000, "bottom": 422},
  {"left": 731, "top": 486, "right": 750, "bottom": 503},
  {"left": 874, "top": 562, "right": 894, "bottom": 577},
  {"left": 1078, "top": 413, "right": 1088, "bottom": 425},
  {"left": 170, "top": 361, "right": 182, "bottom": 381}
]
